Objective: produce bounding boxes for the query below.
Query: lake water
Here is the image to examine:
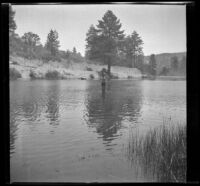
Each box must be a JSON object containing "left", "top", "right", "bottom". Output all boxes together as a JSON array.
[{"left": 10, "top": 80, "right": 186, "bottom": 182}]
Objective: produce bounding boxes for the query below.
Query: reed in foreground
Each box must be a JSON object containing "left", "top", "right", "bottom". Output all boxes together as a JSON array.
[{"left": 127, "top": 123, "right": 186, "bottom": 182}]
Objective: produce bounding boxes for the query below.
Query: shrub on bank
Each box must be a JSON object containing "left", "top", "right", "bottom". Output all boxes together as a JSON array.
[
  {"left": 86, "top": 67, "right": 93, "bottom": 71},
  {"left": 11, "top": 61, "right": 19, "bottom": 65},
  {"left": 89, "top": 74, "right": 94, "bottom": 79},
  {"left": 128, "top": 75, "right": 134, "bottom": 79},
  {"left": 9, "top": 68, "right": 22, "bottom": 80},
  {"left": 29, "top": 70, "right": 37, "bottom": 79},
  {"left": 45, "top": 70, "right": 60, "bottom": 79},
  {"left": 110, "top": 73, "right": 119, "bottom": 79}
]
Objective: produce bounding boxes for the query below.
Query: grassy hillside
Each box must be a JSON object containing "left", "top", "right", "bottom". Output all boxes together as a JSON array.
[{"left": 9, "top": 55, "right": 142, "bottom": 80}]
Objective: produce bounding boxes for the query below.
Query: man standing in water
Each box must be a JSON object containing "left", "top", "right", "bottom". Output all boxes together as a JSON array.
[
  {"left": 101, "top": 68, "right": 106, "bottom": 87},
  {"left": 101, "top": 68, "right": 106, "bottom": 100}
]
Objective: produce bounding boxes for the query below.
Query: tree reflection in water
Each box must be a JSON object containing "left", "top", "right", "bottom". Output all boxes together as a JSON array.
[
  {"left": 84, "top": 80, "right": 143, "bottom": 149},
  {"left": 10, "top": 82, "right": 41, "bottom": 155},
  {"left": 46, "top": 83, "right": 60, "bottom": 127},
  {"left": 21, "top": 85, "right": 41, "bottom": 122},
  {"left": 10, "top": 102, "right": 19, "bottom": 156}
]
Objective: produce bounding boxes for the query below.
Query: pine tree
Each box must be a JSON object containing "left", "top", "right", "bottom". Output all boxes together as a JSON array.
[
  {"left": 136, "top": 53, "right": 145, "bottom": 72},
  {"left": 65, "top": 50, "right": 71, "bottom": 59},
  {"left": 45, "top": 29, "right": 60, "bottom": 57},
  {"left": 180, "top": 56, "right": 186, "bottom": 74},
  {"left": 123, "top": 31, "right": 143, "bottom": 68},
  {"left": 96, "top": 10, "right": 124, "bottom": 40},
  {"left": 85, "top": 25, "right": 99, "bottom": 59},
  {"left": 170, "top": 56, "right": 179, "bottom": 71},
  {"left": 131, "top": 31, "right": 143, "bottom": 68},
  {"left": 86, "top": 10, "right": 124, "bottom": 76},
  {"left": 96, "top": 10, "right": 124, "bottom": 75},
  {"left": 149, "top": 54, "right": 157, "bottom": 76},
  {"left": 73, "top": 47, "right": 77, "bottom": 54},
  {"left": 122, "top": 35, "right": 134, "bottom": 67},
  {"left": 9, "top": 5, "right": 17, "bottom": 36}
]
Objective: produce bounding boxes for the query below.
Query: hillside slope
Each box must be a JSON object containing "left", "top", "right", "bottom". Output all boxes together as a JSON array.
[{"left": 9, "top": 55, "right": 142, "bottom": 80}]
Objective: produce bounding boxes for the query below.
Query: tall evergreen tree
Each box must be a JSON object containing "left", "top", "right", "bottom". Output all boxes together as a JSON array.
[
  {"left": 170, "top": 56, "right": 179, "bottom": 71},
  {"left": 131, "top": 31, "right": 143, "bottom": 68},
  {"left": 149, "top": 54, "right": 157, "bottom": 76},
  {"left": 9, "top": 4, "right": 18, "bottom": 56},
  {"left": 136, "top": 53, "right": 145, "bottom": 72},
  {"left": 45, "top": 29, "right": 60, "bottom": 57},
  {"left": 85, "top": 25, "right": 99, "bottom": 59},
  {"left": 123, "top": 31, "right": 143, "bottom": 68},
  {"left": 86, "top": 10, "right": 124, "bottom": 76},
  {"left": 122, "top": 35, "right": 134, "bottom": 67},
  {"left": 9, "top": 5, "right": 17, "bottom": 36},
  {"left": 180, "top": 56, "right": 186, "bottom": 74},
  {"left": 96, "top": 10, "right": 124, "bottom": 75},
  {"left": 73, "top": 47, "right": 77, "bottom": 54},
  {"left": 65, "top": 50, "right": 71, "bottom": 59}
]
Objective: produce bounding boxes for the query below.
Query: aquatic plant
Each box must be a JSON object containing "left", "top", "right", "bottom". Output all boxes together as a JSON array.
[{"left": 127, "top": 123, "right": 186, "bottom": 182}]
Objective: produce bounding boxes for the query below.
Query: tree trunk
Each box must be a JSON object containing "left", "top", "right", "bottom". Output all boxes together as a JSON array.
[
  {"left": 107, "top": 62, "right": 111, "bottom": 77},
  {"left": 133, "top": 55, "right": 136, "bottom": 68},
  {"left": 105, "top": 55, "right": 111, "bottom": 77}
]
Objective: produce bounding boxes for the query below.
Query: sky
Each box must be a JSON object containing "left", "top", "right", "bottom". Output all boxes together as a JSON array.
[{"left": 13, "top": 4, "right": 186, "bottom": 56}]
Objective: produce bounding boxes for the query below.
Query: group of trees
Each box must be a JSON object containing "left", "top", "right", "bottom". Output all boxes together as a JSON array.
[
  {"left": 159, "top": 55, "right": 186, "bottom": 76},
  {"left": 64, "top": 47, "right": 84, "bottom": 63},
  {"left": 9, "top": 5, "right": 84, "bottom": 62},
  {"left": 140, "top": 54, "right": 157, "bottom": 76},
  {"left": 11, "top": 5, "right": 184, "bottom": 76},
  {"left": 85, "top": 10, "right": 145, "bottom": 75},
  {"left": 172, "top": 55, "right": 186, "bottom": 74}
]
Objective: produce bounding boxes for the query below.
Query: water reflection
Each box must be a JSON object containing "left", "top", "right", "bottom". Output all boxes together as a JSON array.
[
  {"left": 101, "top": 84, "right": 106, "bottom": 100},
  {"left": 46, "top": 84, "right": 60, "bottom": 126},
  {"left": 21, "top": 85, "right": 41, "bottom": 122},
  {"left": 10, "top": 80, "right": 186, "bottom": 182},
  {"left": 10, "top": 103, "right": 19, "bottom": 155},
  {"left": 84, "top": 80, "right": 142, "bottom": 148}
]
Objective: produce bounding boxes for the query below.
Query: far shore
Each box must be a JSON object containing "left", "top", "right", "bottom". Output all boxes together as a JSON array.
[
  {"left": 142, "top": 75, "right": 186, "bottom": 81},
  {"left": 10, "top": 76, "right": 186, "bottom": 81},
  {"left": 155, "top": 76, "right": 186, "bottom": 80}
]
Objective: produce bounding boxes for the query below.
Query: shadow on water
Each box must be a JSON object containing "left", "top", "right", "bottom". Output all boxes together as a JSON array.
[
  {"left": 84, "top": 80, "right": 143, "bottom": 149},
  {"left": 101, "top": 83, "right": 106, "bottom": 100}
]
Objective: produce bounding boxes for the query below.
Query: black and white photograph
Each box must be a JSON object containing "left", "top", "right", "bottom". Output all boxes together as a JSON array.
[{"left": 8, "top": 3, "right": 187, "bottom": 183}]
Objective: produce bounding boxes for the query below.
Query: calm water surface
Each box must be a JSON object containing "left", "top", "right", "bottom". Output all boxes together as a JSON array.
[{"left": 10, "top": 80, "right": 186, "bottom": 182}]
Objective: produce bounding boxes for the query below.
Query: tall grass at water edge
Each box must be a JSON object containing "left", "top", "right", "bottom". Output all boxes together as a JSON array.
[{"left": 127, "top": 122, "right": 186, "bottom": 182}]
